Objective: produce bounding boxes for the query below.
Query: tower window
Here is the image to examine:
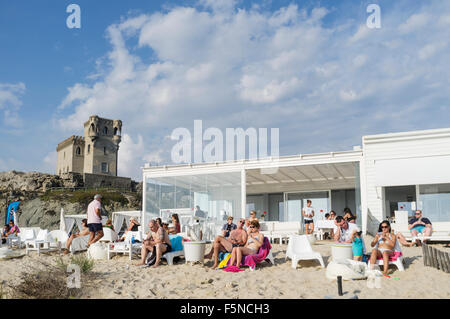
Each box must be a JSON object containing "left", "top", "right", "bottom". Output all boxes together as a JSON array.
[
  {"left": 101, "top": 162, "right": 109, "bottom": 173},
  {"left": 104, "top": 147, "right": 107, "bottom": 155},
  {"left": 87, "top": 145, "right": 91, "bottom": 154},
  {"left": 103, "top": 127, "right": 108, "bottom": 135},
  {"left": 76, "top": 147, "right": 81, "bottom": 155}
]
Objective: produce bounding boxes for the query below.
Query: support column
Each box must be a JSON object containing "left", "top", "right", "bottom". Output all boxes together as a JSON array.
[
  {"left": 142, "top": 173, "right": 147, "bottom": 234},
  {"left": 359, "top": 159, "right": 368, "bottom": 235},
  {"left": 241, "top": 169, "right": 246, "bottom": 219}
]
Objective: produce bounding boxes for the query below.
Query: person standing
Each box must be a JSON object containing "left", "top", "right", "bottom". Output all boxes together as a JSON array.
[
  {"left": 86, "top": 194, "right": 104, "bottom": 247},
  {"left": 302, "top": 200, "right": 315, "bottom": 235}
]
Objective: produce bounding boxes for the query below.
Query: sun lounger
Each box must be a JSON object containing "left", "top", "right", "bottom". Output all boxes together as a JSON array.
[{"left": 285, "top": 234, "right": 325, "bottom": 269}]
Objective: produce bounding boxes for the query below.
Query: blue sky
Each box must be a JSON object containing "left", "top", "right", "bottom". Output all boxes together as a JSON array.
[{"left": 0, "top": 0, "right": 449, "bottom": 180}]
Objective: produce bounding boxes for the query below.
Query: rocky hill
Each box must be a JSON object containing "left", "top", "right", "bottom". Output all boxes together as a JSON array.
[{"left": 0, "top": 171, "right": 142, "bottom": 230}]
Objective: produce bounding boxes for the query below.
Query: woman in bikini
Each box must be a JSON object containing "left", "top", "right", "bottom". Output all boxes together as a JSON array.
[
  {"left": 229, "top": 219, "right": 264, "bottom": 268},
  {"left": 369, "top": 220, "right": 397, "bottom": 277}
]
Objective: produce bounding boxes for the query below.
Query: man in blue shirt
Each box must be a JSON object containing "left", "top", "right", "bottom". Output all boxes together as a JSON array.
[
  {"left": 221, "top": 216, "right": 237, "bottom": 238},
  {"left": 408, "top": 210, "right": 432, "bottom": 243}
]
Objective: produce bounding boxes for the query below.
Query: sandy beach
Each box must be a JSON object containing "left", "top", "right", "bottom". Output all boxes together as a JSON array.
[{"left": 1, "top": 236, "right": 449, "bottom": 299}]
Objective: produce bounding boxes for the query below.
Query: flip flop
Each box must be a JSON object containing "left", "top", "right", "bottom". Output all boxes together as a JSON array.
[{"left": 383, "top": 274, "right": 391, "bottom": 278}]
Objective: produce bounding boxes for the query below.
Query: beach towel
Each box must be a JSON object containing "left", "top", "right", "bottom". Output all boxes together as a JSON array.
[
  {"left": 218, "top": 253, "right": 231, "bottom": 269},
  {"left": 226, "top": 237, "right": 272, "bottom": 269},
  {"left": 377, "top": 251, "right": 402, "bottom": 261},
  {"left": 169, "top": 235, "right": 183, "bottom": 251},
  {"left": 242, "top": 237, "right": 272, "bottom": 269},
  {"left": 221, "top": 265, "right": 244, "bottom": 272}
]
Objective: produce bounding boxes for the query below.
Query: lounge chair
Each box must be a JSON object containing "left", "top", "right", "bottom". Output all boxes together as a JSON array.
[
  {"left": 48, "top": 230, "right": 69, "bottom": 251},
  {"left": 161, "top": 235, "right": 185, "bottom": 265},
  {"left": 107, "top": 231, "right": 142, "bottom": 260},
  {"left": 99, "top": 228, "right": 119, "bottom": 242},
  {"left": 371, "top": 239, "right": 405, "bottom": 271},
  {"left": 285, "top": 234, "right": 325, "bottom": 269},
  {"left": 25, "top": 229, "right": 60, "bottom": 256}
]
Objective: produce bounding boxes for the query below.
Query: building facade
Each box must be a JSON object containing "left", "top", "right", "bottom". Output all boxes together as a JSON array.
[
  {"left": 142, "top": 127, "right": 450, "bottom": 235},
  {"left": 56, "top": 115, "right": 122, "bottom": 177}
]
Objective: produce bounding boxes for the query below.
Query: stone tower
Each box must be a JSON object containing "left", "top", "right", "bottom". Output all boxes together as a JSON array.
[
  {"left": 56, "top": 115, "right": 122, "bottom": 177},
  {"left": 83, "top": 115, "right": 122, "bottom": 176}
]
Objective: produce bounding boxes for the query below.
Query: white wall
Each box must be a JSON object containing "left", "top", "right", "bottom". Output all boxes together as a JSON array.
[{"left": 362, "top": 128, "right": 450, "bottom": 234}]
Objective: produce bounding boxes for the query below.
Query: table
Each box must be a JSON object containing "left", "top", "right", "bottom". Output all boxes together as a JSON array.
[
  {"left": 183, "top": 241, "right": 206, "bottom": 265},
  {"left": 316, "top": 220, "right": 336, "bottom": 240}
]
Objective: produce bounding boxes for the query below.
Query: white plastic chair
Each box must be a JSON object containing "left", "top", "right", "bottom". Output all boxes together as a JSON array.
[
  {"left": 99, "top": 228, "right": 119, "bottom": 242},
  {"left": 372, "top": 239, "right": 405, "bottom": 271},
  {"left": 25, "top": 229, "right": 57, "bottom": 256},
  {"left": 285, "top": 234, "right": 325, "bottom": 269},
  {"left": 107, "top": 231, "right": 142, "bottom": 260},
  {"left": 48, "top": 230, "right": 68, "bottom": 251}
]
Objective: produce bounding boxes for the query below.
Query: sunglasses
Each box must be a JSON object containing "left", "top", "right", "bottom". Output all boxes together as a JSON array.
[
  {"left": 381, "top": 225, "right": 389, "bottom": 229},
  {"left": 249, "top": 226, "right": 255, "bottom": 228}
]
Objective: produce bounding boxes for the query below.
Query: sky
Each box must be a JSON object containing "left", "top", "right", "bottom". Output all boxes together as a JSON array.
[{"left": 0, "top": 0, "right": 449, "bottom": 181}]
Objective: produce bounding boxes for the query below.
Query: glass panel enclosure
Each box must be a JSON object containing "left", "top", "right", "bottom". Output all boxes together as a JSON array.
[
  {"left": 145, "top": 171, "right": 242, "bottom": 221},
  {"left": 283, "top": 191, "right": 330, "bottom": 226},
  {"left": 418, "top": 184, "right": 450, "bottom": 222}
]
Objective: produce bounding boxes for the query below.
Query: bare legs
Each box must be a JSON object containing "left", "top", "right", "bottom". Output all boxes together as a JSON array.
[
  {"left": 305, "top": 222, "right": 314, "bottom": 235},
  {"left": 205, "top": 236, "right": 232, "bottom": 268},
  {"left": 88, "top": 230, "right": 104, "bottom": 246},
  {"left": 153, "top": 243, "right": 167, "bottom": 268},
  {"left": 229, "top": 247, "right": 255, "bottom": 268},
  {"left": 369, "top": 249, "right": 393, "bottom": 276},
  {"left": 137, "top": 240, "right": 153, "bottom": 266}
]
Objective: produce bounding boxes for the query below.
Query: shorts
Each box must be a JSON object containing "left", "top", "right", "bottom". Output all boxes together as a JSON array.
[
  {"left": 163, "top": 243, "right": 172, "bottom": 253},
  {"left": 411, "top": 226, "right": 425, "bottom": 233},
  {"left": 304, "top": 220, "right": 314, "bottom": 224},
  {"left": 88, "top": 223, "right": 103, "bottom": 233}
]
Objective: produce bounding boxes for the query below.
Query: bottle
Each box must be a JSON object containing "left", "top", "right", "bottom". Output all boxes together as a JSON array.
[{"left": 131, "top": 235, "right": 135, "bottom": 244}]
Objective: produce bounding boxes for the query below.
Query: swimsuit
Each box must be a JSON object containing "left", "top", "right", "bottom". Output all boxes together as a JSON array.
[{"left": 374, "top": 233, "right": 394, "bottom": 254}]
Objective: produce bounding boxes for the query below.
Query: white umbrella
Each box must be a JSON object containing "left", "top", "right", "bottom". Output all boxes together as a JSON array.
[{"left": 60, "top": 208, "right": 66, "bottom": 232}]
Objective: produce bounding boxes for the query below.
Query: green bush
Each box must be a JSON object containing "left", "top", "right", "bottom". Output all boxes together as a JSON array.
[{"left": 70, "top": 254, "right": 95, "bottom": 274}]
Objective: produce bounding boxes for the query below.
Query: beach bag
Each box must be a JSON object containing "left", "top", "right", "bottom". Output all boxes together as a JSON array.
[
  {"left": 145, "top": 246, "right": 157, "bottom": 266},
  {"left": 218, "top": 253, "right": 231, "bottom": 269}
]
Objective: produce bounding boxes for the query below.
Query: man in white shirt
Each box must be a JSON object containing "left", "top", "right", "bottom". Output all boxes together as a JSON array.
[
  {"left": 86, "top": 194, "right": 104, "bottom": 247},
  {"left": 302, "top": 200, "right": 315, "bottom": 235},
  {"left": 333, "top": 216, "right": 360, "bottom": 243}
]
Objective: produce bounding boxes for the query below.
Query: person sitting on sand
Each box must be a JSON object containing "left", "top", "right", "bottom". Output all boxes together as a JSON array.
[
  {"left": 104, "top": 219, "right": 114, "bottom": 231},
  {"left": 408, "top": 210, "right": 432, "bottom": 245},
  {"left": 65, "top": 219, "right": 89, "bottom": 254},
  {"left": 369, "top": 220, "right": 397, "bottom": 277},
  {"left": 228, "top": 219, "right": 264, "bottom": 268},
  {"left": 222, "top": 216, "right": 237, "bottom": 238},
  {"left": 168, "top": 214, "right": 181, "bottom": 234},
  {"left": 137, "top": 220, "right": 172, "bottom": 268},
  {"left": 120, "top": 217, "right": 140, "bottom": 241},
  {"left": 204, "top": 218, "right": 247, "bottom": 268}
]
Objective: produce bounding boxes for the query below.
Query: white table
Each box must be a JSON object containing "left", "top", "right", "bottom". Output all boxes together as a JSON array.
[{"left": 316, "top": 220, "right": 336, "bottom": 240}]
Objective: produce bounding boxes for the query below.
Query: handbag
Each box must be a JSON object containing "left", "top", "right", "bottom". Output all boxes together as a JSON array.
[{"left": 145, "top": 246, "right": 157, "bottom": 266}]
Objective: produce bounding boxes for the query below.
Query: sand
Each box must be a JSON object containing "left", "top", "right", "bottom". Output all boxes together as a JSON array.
[{"left": 1, "top": 236, "right": 449, "bottom": 299}]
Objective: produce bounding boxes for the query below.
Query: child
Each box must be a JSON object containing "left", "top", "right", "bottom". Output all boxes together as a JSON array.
[{"left": 351, "top": 230, "right": 364, "bottom": 261}]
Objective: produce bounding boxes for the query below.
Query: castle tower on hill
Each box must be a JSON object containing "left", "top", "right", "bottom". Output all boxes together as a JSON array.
[{"left": 56, "top": 115, "right": 122, "bottom": 177}]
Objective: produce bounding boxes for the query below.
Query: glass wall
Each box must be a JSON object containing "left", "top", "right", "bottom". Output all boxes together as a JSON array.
[
  {"left": 419, "top": 184, "right": 450, "bottom": 222},
  {"left": 145, "top": 171, "right": 242, "bottom": 221}
]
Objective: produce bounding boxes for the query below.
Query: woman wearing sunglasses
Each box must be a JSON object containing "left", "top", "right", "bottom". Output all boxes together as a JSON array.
[
  {"left": 369, "top": 220, "right": 397, "bottom": 277},
  {"left": 229, "top": 219, "right": 264, "bottom": 269}
]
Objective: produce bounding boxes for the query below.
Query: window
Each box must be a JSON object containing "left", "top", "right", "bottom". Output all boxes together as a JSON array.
[
  {"left": 76, "top": 147, "right": 81, "bottom": 155},
  {"left": 104, "top": 147, "right": 107, "bottom": 155},
  {"left": 419, "top": 184, "right": 450, "bottom": 222},
  {"left": 87, "top": 145, "right": 90, "bottom": 154},
  {"left": 101, "top": 162, "right": 109, "bottom": 173},
  {"left": 103, "top": 127, "right": 108, "bottom": 135}
]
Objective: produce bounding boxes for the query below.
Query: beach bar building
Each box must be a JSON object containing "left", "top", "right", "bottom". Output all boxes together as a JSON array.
[{"left": 142, "top": 128, "right": 450, "bottom": 235}]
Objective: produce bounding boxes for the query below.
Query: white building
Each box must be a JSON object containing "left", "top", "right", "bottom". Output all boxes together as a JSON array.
[{"left": 142, "top": 128, "right": 450, "bottom": 235}]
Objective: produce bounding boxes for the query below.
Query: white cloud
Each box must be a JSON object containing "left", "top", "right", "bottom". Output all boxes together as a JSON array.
[
  {"left": 0, "top": 82, "right": 25, "bottom": 129},
  {"left": 54, "top": 0, "right": 450, "bottom": 180}
]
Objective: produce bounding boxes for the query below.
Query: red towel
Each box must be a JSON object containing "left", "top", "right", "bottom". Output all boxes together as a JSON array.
[
  {"left": 220, "top": 265, "right": 244, "bottom": 272},
  {"left": 377, "top": 251, "right": 402, "bottom": 261}
]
